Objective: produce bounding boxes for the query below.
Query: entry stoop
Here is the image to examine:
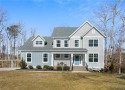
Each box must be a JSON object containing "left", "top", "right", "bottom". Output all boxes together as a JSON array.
[{"left": 73, "top": 66, "right": 87, "bottom": 71}]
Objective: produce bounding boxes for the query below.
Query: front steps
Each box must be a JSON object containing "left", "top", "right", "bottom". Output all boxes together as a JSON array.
[{"left": 73, "top": 66, "right": 87, "bottom": 71}]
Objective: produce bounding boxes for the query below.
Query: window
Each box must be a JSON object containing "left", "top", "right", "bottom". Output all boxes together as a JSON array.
[
  {"left": 27, "top": 53, "right": 32, "bottom": 63},
  {"left": 36, "top": 41, "right": 42, "bottom": 45},
  {"left": 89, "top": 53, "right": 98, "bottom": 62},
  {"left": 64, "top": 40, "right": 69, "bottom": 47},
  {"left": 43, "top": 53, "right": 48, "bottom": 63},
  {"left": 56, "top": 40, "right": 61, "bottom": 47},
  {"left": 89, "top": 39, "right": 98, "bottom": 47},
  {"left": 75, "top": 40, "right": 79, "bottom": 47},
  {"left": 64, "top": 54, "right": 69, "bottom": 59},
  {"left": 55, "top": 54, "right": 61, "bottom": 59}
]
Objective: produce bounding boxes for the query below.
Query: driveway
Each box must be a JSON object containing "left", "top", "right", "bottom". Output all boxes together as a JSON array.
[{"left": 0, "top": 68, "right": 20, "bottom": 71}]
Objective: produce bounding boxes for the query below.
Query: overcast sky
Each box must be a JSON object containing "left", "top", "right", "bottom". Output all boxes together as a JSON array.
[{"left": 0, "top": 0, "right": 120, "bottom": 37}]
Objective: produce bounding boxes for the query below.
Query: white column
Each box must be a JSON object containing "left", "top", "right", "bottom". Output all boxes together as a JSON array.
[
  {"left": 51, "top": 53, "right": 53, "bottom": 66},
  {"left": 85, "top": 53, "right": 88, "bottom": 66},
  {"left": 71, "top": 53, "right": 73, "bottom": 64}
]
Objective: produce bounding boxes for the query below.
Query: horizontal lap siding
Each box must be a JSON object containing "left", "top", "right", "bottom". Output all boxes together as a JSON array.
[{"left": 21, "top": 52, "right": 51, "bottom": 67}]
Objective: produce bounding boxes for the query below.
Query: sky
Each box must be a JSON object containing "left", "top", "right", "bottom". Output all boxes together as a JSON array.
[{"left": 0, "top": 0, "right": 119, "bottom": 37}]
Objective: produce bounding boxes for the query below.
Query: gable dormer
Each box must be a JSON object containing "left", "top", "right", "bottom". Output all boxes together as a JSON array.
[{"left": 32, "top": 35, "right": 45, "bottom": 47}]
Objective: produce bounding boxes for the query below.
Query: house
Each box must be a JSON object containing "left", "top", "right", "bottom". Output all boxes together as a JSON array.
[{"left": 20, "top": 21, "right": 106, "bottom": 71}]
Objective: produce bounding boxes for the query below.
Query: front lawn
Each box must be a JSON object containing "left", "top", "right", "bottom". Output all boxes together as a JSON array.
[{"left": 0, "top": 71, "right": 125, "bottom": 90}]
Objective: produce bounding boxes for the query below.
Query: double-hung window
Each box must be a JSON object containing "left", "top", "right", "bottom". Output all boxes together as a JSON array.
[
  {"left": 75, "top": 40, "right": 79, "bottom": 47},
  {"left": 89, "top": 39, "right": 98, "bottom": 47},
  {"left": 64, "top": 40, "right": 69, "bottom": 47},
  {"left": 26, "top": 53, "right": 32, "bottom": 63},
  {"left": 89, "top": 53, "right": 98, "bottom": 62},
  {"left": 56, "top": 40, "right": 61, "bottom": 47},
  {"left": 43, "top": 53, "right": 48, "bottom": 63}
]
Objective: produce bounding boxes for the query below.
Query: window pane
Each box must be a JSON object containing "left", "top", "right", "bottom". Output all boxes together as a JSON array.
[
  {"left": 39, "top": 41, "right": 42, "bottom": 44},
  {"left": 57, "top": 44, "right": 60, "bottom": 47},
  {"left": 57, "top": 40, "right": 60, "bottom": 43},
  {"left": 27, "top": 58, "right": 31, "bottom": 62},
  {"left": 89, "top": 40, "right": 93, "bottom": 46},
  {"left": 64, "top": 54, "right": 69, "bottom": 58},
  {"left": 94, "top": 54, "right": 98, "bottom": 62},
  {"left": 44, "top": 58, "right": 48, "bottom": 62},
  {"left": 94, "top": 40, "right": 98, "bottom": 47},
  {"left": 89, "top": 54, "right": 93, "bottom": 62},
  {"left": 64, "top": 40, "right": 69, "bottom": 47},
  {"left": 44, "top": 54, "right": 48, "bottom": 57},
  {"left": 75, "top": 40, "right": 79, "bottom": 47},
  {"left": 36, "top": 41, "right": 38, "bottom": 44},
  {"left": 56, "top": 54, "right": 60, "bottom": 58},
  {"left": 27, "top": 53, "right": 31, "bottom": 57}
]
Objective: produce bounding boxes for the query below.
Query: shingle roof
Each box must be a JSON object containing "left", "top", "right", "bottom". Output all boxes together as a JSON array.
[
  {"left": 20, "top": 36, "right": 87, "bottom": 52},
  {"left": 52, "top": 27, "right": 78, "bottom": 37}
]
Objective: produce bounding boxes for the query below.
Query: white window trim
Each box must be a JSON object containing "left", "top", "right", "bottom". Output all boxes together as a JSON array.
[
  {"left": 63, "top": 39, "right": 69, "bottom": 48},
  {"left": 88, "top": 53, "right": 99, "bottom": 63},
  {"left": 74, "top": 39, "right": 80, "bottom": 48},
  {"left": 55, "top": 39, "right": 61, "bottom": 48},
  {"left": 42, "top": 53, "right": 49, "bottom": 63},
  {"left": 26, "top": 52, "right": 32, "bottom": 63},
  {"left": 88, "top": 39, "right": 99, "bottom": 47}
]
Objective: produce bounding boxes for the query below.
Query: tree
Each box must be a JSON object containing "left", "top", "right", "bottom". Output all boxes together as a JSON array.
[
  {"left": 30, "top": 28, "right": 36, "bottom": 37},
  {"left": 7, "top": 24, "right": 22, "bottom": 59}
]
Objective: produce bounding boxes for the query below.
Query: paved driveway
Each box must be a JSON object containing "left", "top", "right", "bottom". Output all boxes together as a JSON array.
[{"left": 0, "top": 68, "right": 20, "bottom": 71}]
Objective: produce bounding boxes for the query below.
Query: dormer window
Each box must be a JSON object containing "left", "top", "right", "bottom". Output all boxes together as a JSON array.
[{"left": 36, "top": 41, "right": 42, "bottom": 45}]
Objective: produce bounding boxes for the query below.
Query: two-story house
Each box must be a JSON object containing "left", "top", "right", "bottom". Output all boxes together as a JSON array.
[{"left": 20, "top": 21, "right": 105, "bottom": 71}]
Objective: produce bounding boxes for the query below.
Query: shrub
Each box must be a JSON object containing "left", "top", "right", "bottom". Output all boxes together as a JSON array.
[
  {"left": 57, "top": 66, "right": 62, "bottom": 71},
  {"left": 28, "top": 65, "right": 33, "bottom": 69},
  {"left": 43, "top": 65, "right": 50, "bottom": 70},
  {"left": 36, "top": 65, "right": 42, "bottom": 69},
  {"left": 19, "top": 58, "right": 27, "bottom": 69},
  {"left": 63, "top": 66, "right": 70, "bottom": 71},
  {"left": 49, "top": 66, "right": 54, "bottom": 70}
]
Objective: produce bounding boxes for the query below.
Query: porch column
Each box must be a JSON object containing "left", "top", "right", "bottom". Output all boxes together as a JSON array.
[
  {"left": 85, "top": 53, "right": 88, "bottom": 67},
  {"left": 71, "top": 53, "right": 73, "bottom": 70},
  {"left": 51, "top": 53, "right": 53, "bottom": 66}
]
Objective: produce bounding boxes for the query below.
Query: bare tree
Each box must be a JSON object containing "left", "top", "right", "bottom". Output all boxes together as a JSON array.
[{"left": 30, "top": 28, "right": 36, "bottom": 37}]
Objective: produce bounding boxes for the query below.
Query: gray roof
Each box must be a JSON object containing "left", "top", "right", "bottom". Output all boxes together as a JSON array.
[
  {"left": 20, "top": 36, "right": 87, "bottom": 52},
  {"left": 52, "top": 27, "right": 78, "bottom": 37}
]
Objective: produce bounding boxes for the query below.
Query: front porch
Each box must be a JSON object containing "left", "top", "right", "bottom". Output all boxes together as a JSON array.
[{"left": 51, "top": 52, "right": 87, "bottom": 71}]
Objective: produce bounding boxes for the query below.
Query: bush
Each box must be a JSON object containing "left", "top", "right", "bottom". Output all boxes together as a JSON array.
[
  {"left": 36, "top": 65, "right": 42, "bottom": 69},
  {"left": 28, "top": 65, "right": 33, "bottom": 69},
  {"left": 43, "top": 65, "right": 54, "bottom": 70},
  {"left": 19, "top": 59, "right": 27, "bottom": 69},
  {"left": 63, "top": 66, "right": 70, "bottom": 71},
  {"left": 49, "top": 66, "right": 54, "bottom": 70},
  {"left": 57, "top": 66, "right": 62, "bottom": 71},
  {"left": 43, "top": 65, "right": 50, "bottom": 70}
]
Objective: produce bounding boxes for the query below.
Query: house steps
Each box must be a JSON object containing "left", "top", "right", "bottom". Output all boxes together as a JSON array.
[{"left": 73, "top": 66, "right": 87, "bottom": 71}]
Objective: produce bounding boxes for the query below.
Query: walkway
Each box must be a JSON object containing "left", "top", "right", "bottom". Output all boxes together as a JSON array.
[{"left": 0, "top": 68, "right": 20, "bottom": 71}]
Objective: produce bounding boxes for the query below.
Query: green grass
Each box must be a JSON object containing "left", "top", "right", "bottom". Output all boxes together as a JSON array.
[{"left": 0, "top": 71, "right": 125, "bottom": 90}]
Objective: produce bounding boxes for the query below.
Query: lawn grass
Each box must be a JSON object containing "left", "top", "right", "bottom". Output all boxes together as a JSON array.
[{"left": 0, "top": 71, "right": 125, "bottom": 90}]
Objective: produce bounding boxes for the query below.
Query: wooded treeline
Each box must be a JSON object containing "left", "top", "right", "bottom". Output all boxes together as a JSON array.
[{"left": 93, "top": 0, "right": 125, "bottom": 73}]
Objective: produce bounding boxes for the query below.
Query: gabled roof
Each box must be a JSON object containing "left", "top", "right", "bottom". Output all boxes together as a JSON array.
[
  {"left": 69, "top": 21, "right": 93, "bottom": 37},
  {"left": 32, "top": 35, "right": 45, "bottom": 41},
  {"left": 52, "top": 27, "right": 78, "bottom": 38},
  {"left": 82, "top": 27, "right": 106, "bottom": 38}
]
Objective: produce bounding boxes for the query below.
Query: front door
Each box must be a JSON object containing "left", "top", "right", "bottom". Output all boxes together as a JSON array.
[{"left": 73, "top": 55, "right": 81, "bottom": 66}]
